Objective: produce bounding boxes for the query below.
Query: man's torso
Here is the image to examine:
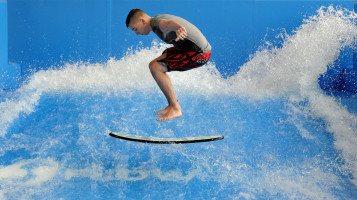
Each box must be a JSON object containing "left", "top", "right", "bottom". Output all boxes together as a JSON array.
[{"left": 151, "top": 14, "right": 211, "bottom": 53}]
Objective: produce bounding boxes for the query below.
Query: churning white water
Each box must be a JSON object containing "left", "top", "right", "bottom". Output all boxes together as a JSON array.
[{"left": 0, "top": 5, "right": 356, "bottom": 199}]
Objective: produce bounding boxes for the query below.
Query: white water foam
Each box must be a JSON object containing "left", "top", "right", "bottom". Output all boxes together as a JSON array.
[
  {"left": 227, "top": 5, "right": 357, "bottom": 186},
  {"left": 0, "top": 5, "right": 356, "bottom": 192},
  {"left": 0, "top": 158, "right": 59, "bottom": 198}
]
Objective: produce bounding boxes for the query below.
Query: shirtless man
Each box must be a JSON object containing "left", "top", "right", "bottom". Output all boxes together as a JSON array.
[{"left": 126, "top": 9, "right": 211, "bottom": 121}]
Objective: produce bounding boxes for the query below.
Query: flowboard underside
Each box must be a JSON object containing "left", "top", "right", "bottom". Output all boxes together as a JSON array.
[{"left": 109, "top": 132, "right": 224, "bottom": 144}]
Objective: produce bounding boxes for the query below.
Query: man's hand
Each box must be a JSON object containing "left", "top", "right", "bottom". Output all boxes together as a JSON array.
[{"left": 175, "top": 27, "right": 187, "bottom": 42}]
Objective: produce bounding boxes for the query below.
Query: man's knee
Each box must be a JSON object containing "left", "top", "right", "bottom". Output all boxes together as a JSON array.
[
  {"left": 149, "top": 60, "right": 156, "bottom": 71},
  {"left": 149, "top": 60, "right": 165, "bottom": 73}
]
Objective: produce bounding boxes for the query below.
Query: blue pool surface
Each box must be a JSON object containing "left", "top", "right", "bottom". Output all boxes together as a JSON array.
[
  {"left": 1, "top": 2, "right": 357, "bottom": 200},
  {"left": 1, "top": 89, "right": 356, "bottom": 199}
]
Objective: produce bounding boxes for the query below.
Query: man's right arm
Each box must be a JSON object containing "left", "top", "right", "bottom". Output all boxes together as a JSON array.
[{"left": 159, "top": 19, "right": 187, "bottom": 42}]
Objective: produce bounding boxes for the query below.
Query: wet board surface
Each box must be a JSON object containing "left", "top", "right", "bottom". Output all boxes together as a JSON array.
[{"left": 109, "top": 132, "right": 224, "bottom": 144}]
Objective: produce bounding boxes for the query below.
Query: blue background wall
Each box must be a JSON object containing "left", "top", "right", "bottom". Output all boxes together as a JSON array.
[
  {"left": 0, "top": 0, "right": 20, "bottom": 90},
  {"left": 3, "top": 0, "right": 356, "bottom": 90}
]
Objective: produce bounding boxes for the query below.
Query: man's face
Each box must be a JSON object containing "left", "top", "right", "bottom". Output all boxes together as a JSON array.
[{"left": 129, "top": 18, "right": 150, "bottom": 35}]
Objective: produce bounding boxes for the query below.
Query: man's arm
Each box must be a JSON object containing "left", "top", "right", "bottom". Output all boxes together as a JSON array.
[{"left": 159, "top": 19, "right": 187, "bottom": 42}]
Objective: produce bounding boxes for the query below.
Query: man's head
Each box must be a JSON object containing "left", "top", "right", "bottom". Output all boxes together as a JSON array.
[{"left": 126, "top": 9, "right": 152, "bottom": 35}]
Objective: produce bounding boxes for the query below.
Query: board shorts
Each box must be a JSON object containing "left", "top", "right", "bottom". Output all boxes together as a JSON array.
[{"left": 158, "top": 47, "right": 211, "bottom": 72}]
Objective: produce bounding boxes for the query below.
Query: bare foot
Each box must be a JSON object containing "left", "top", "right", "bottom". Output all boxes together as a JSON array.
[
  {"left": 156, "top": 107, "right": 182, "bottom": 121},
  {"left": 155, "top": 106, "right": 169, "bottom": 115}
]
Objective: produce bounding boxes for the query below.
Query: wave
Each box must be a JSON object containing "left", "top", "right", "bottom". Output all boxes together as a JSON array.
[{"left": 0, "top": 5, "right": 356, "bottom": 188}]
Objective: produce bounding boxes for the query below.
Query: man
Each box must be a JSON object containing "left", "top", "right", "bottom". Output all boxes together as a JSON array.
[{"left": 126, "top": 9, "right": 211, "bottom": 121}]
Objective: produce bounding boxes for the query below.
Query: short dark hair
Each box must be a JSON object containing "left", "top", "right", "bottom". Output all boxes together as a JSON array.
[{"left": 126, "top": 9, "right": 144, "bottom": 28}]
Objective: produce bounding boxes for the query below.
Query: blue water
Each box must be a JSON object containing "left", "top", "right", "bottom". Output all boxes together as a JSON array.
[
  {"left": 1, "top": 6, "right": 357, "bottom": 200},
  {"left": 2, "top": 91, "right": 356, "bottom": 199}
]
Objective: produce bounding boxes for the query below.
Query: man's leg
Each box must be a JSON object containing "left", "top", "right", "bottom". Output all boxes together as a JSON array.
[{"left": 149, "top": 54, "right": 182, "bottom": 121}]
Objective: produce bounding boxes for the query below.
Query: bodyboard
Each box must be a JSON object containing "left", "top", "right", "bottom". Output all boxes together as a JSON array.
[{"left": 109, "top": 132, "right": 224, "bottom": 144}]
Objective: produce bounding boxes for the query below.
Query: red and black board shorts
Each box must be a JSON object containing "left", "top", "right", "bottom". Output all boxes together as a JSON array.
[{"left": 158, "top": 47, "right": 211, "bottom": 72}]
